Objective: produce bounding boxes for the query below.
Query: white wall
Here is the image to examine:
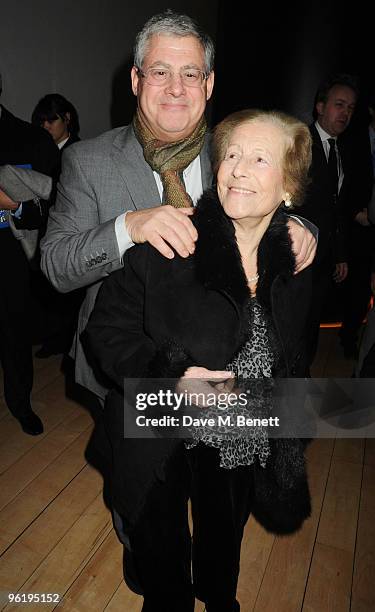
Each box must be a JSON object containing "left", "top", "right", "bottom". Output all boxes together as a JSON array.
[{"left": 0, "top": 0, "right": 217, "bottom": 138}]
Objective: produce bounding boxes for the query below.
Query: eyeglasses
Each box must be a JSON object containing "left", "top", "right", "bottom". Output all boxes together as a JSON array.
[{"left": 137, "top": 67, "right": 209, "bottom": 88}]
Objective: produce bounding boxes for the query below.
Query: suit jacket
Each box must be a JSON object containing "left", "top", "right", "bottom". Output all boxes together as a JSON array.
[
  {"left": 46, "top": 134, "right": 81, "bottom": 223},
  {"left": 84, "top": 189, "right": 312, "bottom": 532},
  {"left": 41, "top": 124, "right": 213, "bottom": 398},
  {"left": 57, "top": 134, "right": 80, "bottom": 175},
  {"left": 298, "top": 123, "right": 354, "bottom": 267},
  {"left": 0, "top": 105, "right": 59, "bottom": 174}
]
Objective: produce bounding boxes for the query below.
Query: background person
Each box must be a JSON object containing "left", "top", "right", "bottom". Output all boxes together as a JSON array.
[
  {"left": 297, "top": 73, "right": 369, "bottom": 365},
  {"left": 32, "top": 92, "right": 80, "bottom": 152},
  {"left": 31, "top": 93, "right": 83, "bottom": 358},
  {"left": 0, "top": 73, "right": 59, "bottom": 435}
]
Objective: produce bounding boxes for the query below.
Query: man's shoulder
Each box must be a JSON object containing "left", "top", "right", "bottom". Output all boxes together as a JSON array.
[
  {"left": 309, "top": 122, "right": 321, "bottom": 143},
  {"left": 66, "top": 124, "right": 133, "bottom": 159},
  {"left": 308, "top": 124, "right": 326, "bottom": 167}
]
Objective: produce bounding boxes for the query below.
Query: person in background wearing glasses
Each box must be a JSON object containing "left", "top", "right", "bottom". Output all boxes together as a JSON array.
[{"left": 41, "top": 10, "right": 317, "bottom": 404}]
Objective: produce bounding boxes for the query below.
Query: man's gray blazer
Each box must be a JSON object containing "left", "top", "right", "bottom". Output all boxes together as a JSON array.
[{"left": 41, "top": 124, "right": 213, "bottom": 399}]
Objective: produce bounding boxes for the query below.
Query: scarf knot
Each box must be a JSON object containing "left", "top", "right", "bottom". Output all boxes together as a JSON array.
[{"left": 133, "top": 111, "right": 207, "bottom": 208}]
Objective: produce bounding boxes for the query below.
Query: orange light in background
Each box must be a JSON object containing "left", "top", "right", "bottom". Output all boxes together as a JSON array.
[
  {"left": 320, "top": 297, "right": 374, "bottom": 329},
  {"left": 320, "top": 322, "right": 342, "bottom": 328}
]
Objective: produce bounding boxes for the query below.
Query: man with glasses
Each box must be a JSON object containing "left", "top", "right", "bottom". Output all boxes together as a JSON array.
[{"left": 41, "top": 10, "right": 316, "bottom": 401}]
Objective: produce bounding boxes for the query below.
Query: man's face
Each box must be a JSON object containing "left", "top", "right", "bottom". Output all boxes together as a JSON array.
[
  {"left": 131, "top": 34, "right": 214, "bottom": 142},
  {"left": 316, "top": 85, "right": 356, "bottom": 137}
]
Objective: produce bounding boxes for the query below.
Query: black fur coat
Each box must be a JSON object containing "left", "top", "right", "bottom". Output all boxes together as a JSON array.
[{"left": 85, "top": 188, "right": 313, "bottom": 533}]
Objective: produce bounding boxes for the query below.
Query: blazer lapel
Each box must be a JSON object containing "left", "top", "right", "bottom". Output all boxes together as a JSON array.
[
  {"left": 111, "top": 125, "right": 213, "bottom": 208},
  {"left": 336, "top": 138, "right": 349, "bottom": 189},
  {"left": 111, "top": 125, "right": 161, "bottom": 210}
]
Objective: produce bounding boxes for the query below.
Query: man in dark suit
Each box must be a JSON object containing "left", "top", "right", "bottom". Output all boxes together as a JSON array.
[
  {"left": 0, "top": 73, "right": 59, "bottom": 434},
  {"left": 298, "top": 73, "right": 362, "bottom": 366}
]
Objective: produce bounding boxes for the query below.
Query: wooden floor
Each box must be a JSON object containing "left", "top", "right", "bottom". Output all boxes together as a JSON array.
[{"left": 0, "top": 328, "right": 374, "bottom": 611}]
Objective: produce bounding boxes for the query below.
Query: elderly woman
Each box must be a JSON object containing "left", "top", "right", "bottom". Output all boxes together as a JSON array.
[{"left": 85, "top": 109, "right": 313, "bottom": 612}]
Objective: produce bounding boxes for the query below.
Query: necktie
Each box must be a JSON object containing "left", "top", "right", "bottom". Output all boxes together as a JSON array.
[{"left": 327, "top": 138, "right": 338, "bottom": 197}]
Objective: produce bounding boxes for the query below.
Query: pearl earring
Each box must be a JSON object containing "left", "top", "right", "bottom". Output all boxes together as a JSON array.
[{"left": 284, "top": 193, "right": 292, "bottom": 208}]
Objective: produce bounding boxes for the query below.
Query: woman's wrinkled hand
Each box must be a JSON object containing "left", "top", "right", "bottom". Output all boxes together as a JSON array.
[{"left": 177, "top": 366, "right": 236, "bottom": 407}]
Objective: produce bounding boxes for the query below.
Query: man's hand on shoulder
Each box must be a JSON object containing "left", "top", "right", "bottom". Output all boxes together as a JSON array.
[
  {"left": 287, "top": 218, "right": 317, "bottom": 273},
  {"left": 125, "top": 205, "right": 198, "bottom": 259}
]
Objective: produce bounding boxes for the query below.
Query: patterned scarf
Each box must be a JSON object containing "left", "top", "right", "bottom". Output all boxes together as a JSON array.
[{"left": 133, "top": 110, "right": 207, "bottom": 208}]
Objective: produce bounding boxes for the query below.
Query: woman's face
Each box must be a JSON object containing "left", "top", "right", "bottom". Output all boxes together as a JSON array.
[
  {"left": 217, "top": 120, "right": 287, "bottom": 222},
  {"left": 42, "top": 113, "right": 70, "bottom": 144}
]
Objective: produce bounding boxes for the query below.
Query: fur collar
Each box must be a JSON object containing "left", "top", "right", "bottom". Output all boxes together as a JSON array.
[{"left": 193, "top": 188, "right": 296, "bottom": 311}]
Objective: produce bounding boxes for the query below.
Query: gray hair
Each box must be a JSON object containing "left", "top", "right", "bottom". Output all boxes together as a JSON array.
[
  {"left": 134, "top": 10, "right": 215, "bottom": 74},
  {"left": 213, "top": 109, "right": 312, "bottom": 207}
]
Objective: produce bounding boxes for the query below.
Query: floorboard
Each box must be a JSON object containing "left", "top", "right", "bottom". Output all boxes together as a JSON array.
[{"left": 0, "top": 328, "right": 373, "bottom": 611}]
